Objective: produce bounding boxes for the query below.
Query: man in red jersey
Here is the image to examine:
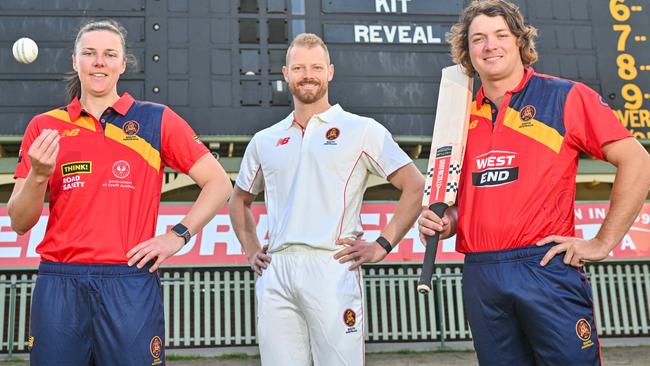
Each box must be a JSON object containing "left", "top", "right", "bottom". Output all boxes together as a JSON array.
[{"left": 418, "top": 1, "right": 650, "bottom": 365}]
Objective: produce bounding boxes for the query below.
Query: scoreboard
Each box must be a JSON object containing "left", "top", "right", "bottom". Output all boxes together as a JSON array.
[
  {"left": 595, "top": 0, "right": 650, "bottom": 140},
  {"left": 0, "top": 0, "right": 648, "bottom": 141}
]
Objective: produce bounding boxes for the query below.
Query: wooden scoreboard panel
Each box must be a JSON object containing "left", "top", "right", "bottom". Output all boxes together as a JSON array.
[
  {"left": 594, "top": 0, "right": 650, "bottom": 140},
  {"left": 0, "top": 0, "right": 647, "bottom": 142}
]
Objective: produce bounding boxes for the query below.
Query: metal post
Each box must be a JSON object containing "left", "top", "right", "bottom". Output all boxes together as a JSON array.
[
  {"left": 6, "top": 277, "right": 17, "bottom": 360},
  {"left": 434, "top": 274, "right": 447, "bottom": 349}
]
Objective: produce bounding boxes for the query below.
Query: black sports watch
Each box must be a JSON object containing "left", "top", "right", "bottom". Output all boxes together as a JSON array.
[
  {"left": 171, "top": 223, "right": 191, "bottom": 245},
  {"left": 376, "top": 236, "right": 393, "bottom": 254}
]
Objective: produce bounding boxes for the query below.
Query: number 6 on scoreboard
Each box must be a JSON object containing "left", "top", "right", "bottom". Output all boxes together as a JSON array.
[{"left": 417, "top": 65, "right": 473, "bottom": 294}]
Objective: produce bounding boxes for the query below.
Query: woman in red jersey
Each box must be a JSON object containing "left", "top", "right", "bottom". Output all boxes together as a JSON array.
[{"left": 8, "top": 19, "right": 232, "bottom": 366}]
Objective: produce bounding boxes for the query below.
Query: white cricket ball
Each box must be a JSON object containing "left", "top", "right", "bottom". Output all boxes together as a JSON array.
[{"left": 12, "top": 37, "right": 39, "bottom": 64}]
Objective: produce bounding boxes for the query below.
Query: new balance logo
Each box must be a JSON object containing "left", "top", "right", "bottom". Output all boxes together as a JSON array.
[
  {"left": 60, "top": 129, "right": 80, "bottom": 138},
  {"left": 276, "top": 137, "right": 290, "bottom": 146}
]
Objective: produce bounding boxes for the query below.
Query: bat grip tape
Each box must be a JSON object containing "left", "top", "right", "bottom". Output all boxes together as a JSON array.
[{"left": 417, "top": 202, "right": 450, "bottom": 294}]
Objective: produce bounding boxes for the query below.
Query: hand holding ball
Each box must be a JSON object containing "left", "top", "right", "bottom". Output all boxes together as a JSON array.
[{"left": 12, "top": 37, "right": 39, "bottom": 64}]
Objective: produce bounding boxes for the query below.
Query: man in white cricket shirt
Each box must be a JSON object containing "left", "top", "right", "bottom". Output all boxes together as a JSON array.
[{"left": 229, "top": 33, "right": 423, "bottom": 365}]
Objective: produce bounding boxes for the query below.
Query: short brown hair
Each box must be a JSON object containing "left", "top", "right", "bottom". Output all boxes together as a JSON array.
[
  {"left": 285, "top": 33, "right": 330, "bottom": 65},
  {"left": 447, "top": 0, "right": 538, "bottom": 77}
]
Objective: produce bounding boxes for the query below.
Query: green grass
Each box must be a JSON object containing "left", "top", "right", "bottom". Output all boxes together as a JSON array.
[
  {"left": 0, "top": 358, "right": 28, "bottom": 364},
  {"left": 166, "top": 353, "right": 258, "bottom": 361},
  {"left": 219, "top": 353, "right": 256, "bottom": 360},
  {"left": 166, "top": 355, "right": 203, "bottom": 361}
]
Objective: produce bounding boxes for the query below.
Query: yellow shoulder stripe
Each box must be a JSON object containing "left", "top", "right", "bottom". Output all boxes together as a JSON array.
[
  {"left": 471, "top": 103, "right": 492, "bottom": 120},
  {"left": 105, "top": 124, "right": 161, "bottom": 172},
  {"left": 503, "top": 107, "right": 564, "bottom": 154},
  {"left": 43, "top": 109, "right": 96, "bottom": 131}
]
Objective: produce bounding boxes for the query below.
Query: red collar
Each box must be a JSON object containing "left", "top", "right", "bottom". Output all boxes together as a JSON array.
[
  {"left": 66, "top": 93, "right": 135, "bottom": 121},
  {"left": 475, "top": 67, "right": 534, "bottom": 109},
  {"left": 292, "top": 118, "right": 306, "bottom": 130}
]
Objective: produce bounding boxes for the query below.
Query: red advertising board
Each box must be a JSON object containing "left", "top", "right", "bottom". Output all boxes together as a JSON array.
[{"left": 0, "top": 202, "right": 648, "bottom": 268}]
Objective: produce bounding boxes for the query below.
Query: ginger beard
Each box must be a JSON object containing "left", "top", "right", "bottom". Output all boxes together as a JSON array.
[{"left": 288, "top": 77, "right": 328, "bottom": 105}]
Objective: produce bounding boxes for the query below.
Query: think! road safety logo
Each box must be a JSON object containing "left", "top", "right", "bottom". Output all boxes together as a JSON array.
[
  {"left": 343, "top": 308, "right": 358, "bottom": 334},
  {"left": 149, "top": 335, "right": 163, "bottom": 365},
  {"left": 61, "top": 161, "right": 90, "bottom": 191},
  {"left": 61, "top": 161, "right": 92, "bottom": 176},
  {"left": 575, "top": 318, "right": 594, "bottom": 349}
]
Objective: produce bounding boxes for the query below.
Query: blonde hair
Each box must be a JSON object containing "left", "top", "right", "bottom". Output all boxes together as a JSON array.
[
  {"left": 447, "top": 0, "right": 538, "bottom": 77},
  {"left": 285, "top": 33, "right": 330, "bottom": 65}
]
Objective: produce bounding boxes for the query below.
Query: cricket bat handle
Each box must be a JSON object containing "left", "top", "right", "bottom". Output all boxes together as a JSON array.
[{"left": 417, "top": 202, "right": 450, "bottom": 294}]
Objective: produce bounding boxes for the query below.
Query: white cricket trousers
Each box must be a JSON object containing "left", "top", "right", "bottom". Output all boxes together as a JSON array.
[{"left": 256, "top": 245, "right": 365, "bottom": 366}]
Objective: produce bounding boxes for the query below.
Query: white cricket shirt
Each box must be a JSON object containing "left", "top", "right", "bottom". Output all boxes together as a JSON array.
[{"left": 236, "top": 104, "right": 411, "bottom": 252}]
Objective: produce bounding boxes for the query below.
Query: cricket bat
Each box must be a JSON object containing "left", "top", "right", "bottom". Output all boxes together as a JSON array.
[{"left": 417, "top": 65, "right": 473, "bottom": 294}]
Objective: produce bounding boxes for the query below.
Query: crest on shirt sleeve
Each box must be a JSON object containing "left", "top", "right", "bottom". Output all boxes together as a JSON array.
[{"left": 192, "top": 135, "right": 205, "bottom": 145}]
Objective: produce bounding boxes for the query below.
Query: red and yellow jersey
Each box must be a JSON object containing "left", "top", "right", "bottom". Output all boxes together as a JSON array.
[
  {"left": 14, "top": 93, "right": 209, "bottom": 263},
  {"left": 456, "top": 68, "right": 631, "bottom": 253}
]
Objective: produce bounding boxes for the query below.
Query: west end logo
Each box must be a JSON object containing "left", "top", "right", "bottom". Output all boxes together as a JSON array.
[
  {"left": 61, "top": 161, "right": 92, "bottom": 176},
  {"left": 471, "top": 151, "right": 519, "bottom": 187}
]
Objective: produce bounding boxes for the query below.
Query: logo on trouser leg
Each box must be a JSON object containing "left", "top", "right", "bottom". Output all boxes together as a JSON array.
[
  {"left": 27, "top": 336, "right": 34, "bottom": 352},
  {"left": 575, "top": 318, "right": 594, "bottom": 349},
  {"left": 343, "top": 309, "right": 357, "bottom": 334},
  {"left": 150, "top": 335, "right": 163, "bottom": 365}
]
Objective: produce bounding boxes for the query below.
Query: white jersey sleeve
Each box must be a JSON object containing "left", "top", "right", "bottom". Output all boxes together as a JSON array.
[
  {"left": 362, "top": 121, "right": 411, "bottom": 178},
  {"left": 236, "top": 135, "right": 265, "bottom": 194}
]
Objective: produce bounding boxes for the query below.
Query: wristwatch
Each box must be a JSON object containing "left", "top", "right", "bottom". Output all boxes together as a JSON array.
[
  {"left": 376, "top": 236, "right": 393, "bottom": 254},
  {"left": 171, "top": 223, "right": 191, "bottom": 245}
]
